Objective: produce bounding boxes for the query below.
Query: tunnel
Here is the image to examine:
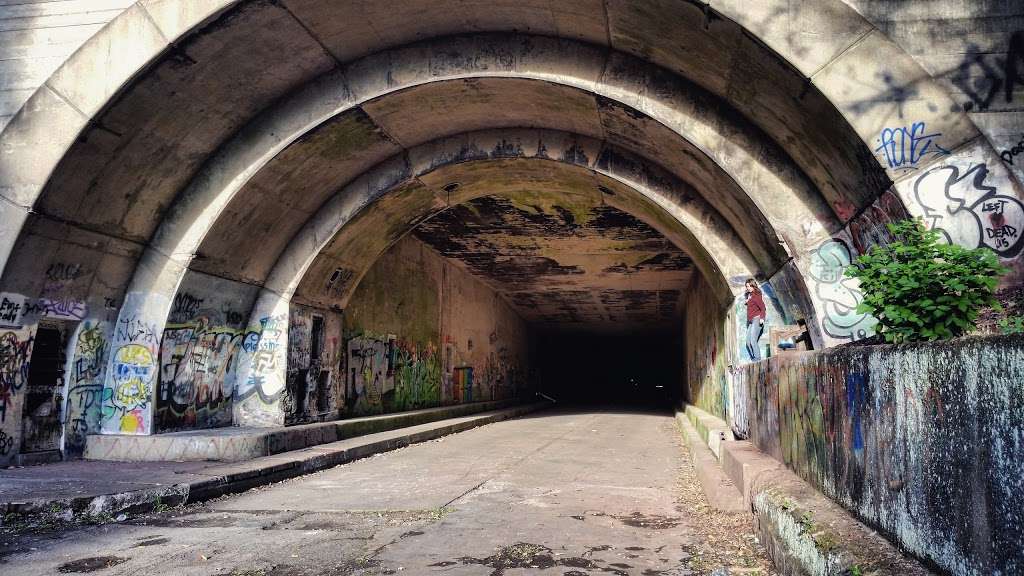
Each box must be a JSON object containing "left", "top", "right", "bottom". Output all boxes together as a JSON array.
[
  {"left": 0, "top": 0, "right": 1022, "bottom": 466},
  {"left": 1, "top": 3, "right": 1023, "bottom": 574}
]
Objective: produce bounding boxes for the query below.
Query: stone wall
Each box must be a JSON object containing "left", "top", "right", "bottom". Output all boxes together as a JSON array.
[{"left": 732, "top": 336, "right": 1024, "bottom": 576}]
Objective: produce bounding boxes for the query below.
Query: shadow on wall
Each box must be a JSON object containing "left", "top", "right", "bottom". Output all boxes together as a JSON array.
[{"left": 732, "top": 335, "right": 1024, "bottom": 576}]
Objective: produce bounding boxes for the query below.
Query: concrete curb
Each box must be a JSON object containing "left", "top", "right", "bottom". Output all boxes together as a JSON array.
[
  {"left": 2, "top": 402, "right": 550, "bottom": 526},
  {"left": 85, "top": 399, "right": 523, "bottom": 462},
  {"left": 676, "top": 414, "right": 746, "bottom": 513},
  {"left": 678, "top": 406, "right": 934, "bottom": 576}
]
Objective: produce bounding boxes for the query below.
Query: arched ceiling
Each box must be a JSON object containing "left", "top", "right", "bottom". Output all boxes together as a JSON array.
[{"left": 7, "top": 0, "right": 1002, "bottom": 351}]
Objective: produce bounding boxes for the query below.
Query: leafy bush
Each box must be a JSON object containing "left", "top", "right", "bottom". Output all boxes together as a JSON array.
[{"left": 845, "top": 219, "right": 1007, "bottom": 343}]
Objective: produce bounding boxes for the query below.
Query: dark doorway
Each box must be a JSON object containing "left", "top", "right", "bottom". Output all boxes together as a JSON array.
[{"left": 21, "top": 323, "right": 69, "bottom": 457}]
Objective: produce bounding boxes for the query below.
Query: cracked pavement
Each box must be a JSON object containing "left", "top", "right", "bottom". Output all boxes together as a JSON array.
[{"left": 0, "top": 408, "right": 775, "bottom": 575}]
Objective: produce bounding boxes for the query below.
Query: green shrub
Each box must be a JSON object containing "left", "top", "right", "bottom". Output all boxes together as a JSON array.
[{"left": 845, "top": 219, "right": 1007, "bottom": 343}]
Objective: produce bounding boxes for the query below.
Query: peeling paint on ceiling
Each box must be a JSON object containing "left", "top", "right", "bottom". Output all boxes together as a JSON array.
[{"left": 412, "top": 195, "right": 692, "bottom": 330}]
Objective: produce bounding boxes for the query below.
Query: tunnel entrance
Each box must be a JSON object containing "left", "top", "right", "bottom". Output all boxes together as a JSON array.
[{"left": 314, "top": 192, "right": 693, "bottom": 422}]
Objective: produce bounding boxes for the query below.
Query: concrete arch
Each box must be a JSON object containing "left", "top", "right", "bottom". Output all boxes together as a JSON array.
[
  {"left": 1, "top": 0, "right": 1007, "bottom": 254},
  {"left": 71, "top": 33, "right": 857, "bottom": 437},
  {"left": 84, "top": 37, "right": 840, "bottom": 418},
  {"left": 2, "top": 0, "right": 1020, "bottom": 449},
  {"left": 228, "top": 132, "right": 760, "bottom": 425},
  {"left": 0, "top": 0, "right": 949, "bottom": 275}
]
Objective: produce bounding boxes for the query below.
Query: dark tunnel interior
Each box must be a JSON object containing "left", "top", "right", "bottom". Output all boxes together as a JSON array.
[{"left": 533, "top": 331, "right": 684, "bottom": 410}]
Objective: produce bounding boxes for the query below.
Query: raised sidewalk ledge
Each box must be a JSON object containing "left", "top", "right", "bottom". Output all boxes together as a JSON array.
[
  {"left": 680, "top": 405, "right": 934, "bottom": 576},
  {"left": 1, "top": 401, "right": 550, "bottom": 523},
  {"left": 85, "top": 399, "right": 519, "bottom": 462}
]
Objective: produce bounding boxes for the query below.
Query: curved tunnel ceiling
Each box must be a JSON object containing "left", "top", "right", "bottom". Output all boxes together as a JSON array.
[
  {"left": 284, "top": 142, "right": 731, "bottom": 311},
  {"left": 0, "top": 0, "right": 923, "bottom": 348},
  {"left": 2, "top": 31, "right": 856, "bottom": 307}
]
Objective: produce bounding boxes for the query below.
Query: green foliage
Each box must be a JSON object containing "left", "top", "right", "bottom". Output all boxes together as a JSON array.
[
  {"left": 845, "top": 219, "right": 1007, "bottom": 343},
  {"left": 997, "top": 315, "right": 1024, "bottom": 335}
]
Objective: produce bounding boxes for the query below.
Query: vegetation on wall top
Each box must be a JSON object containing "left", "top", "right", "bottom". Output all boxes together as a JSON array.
[{"left": 846, "top": 219, "right": 1007, "bottom": 343}]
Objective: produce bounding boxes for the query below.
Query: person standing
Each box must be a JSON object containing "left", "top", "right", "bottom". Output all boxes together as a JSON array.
[{"left": 744, "top": 278, "right": 766, "bottom": 361}]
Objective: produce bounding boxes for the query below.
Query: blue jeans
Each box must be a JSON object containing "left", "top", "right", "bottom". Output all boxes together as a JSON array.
[{"left": 746, "top": 319, "right": 764, "bottom": 361}]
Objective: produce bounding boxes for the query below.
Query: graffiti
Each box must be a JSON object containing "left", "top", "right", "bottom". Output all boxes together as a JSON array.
[
  {"left": 845, "top": 372, "right": 866, "bottom": 453},
  {"left": 0, "top": 293, "right": 25, "bottom": 327},
  {"left": 64, "top": 322, "right": 108, "bottom": 452},
  {"left": 347, "top": 336, "right": 389, "bottom": 411},
  {"left": 453, "top": 366, "right": 473, "bottom": 403},
  {"left": 809, "top": 240, "right": 876, "bottom": 342},
  {"left": 345, "top": 334, "right": 442, "bottom": 415},
  {"left": 42, "top": 262, "right": 85, "bottom": 298},
  {"left": 24, "top": 298, "right": 87, "bottom": 321},
  {"left": 847, "top": 191, "right": 910, "bottom": 255},
  {"left": 45, "top": 262, "right": 83, "bottom": 282},
  {"left": 234, "top": 314, "right": 286, "bottom": 407},
  {"left": 953, "top": 31, "right": 1023, "bottom": 112},
  {"left": 73, "top": 324, "right": 107, "bottom": 384},
  {"left": 105, "top": 343, "right": 155, "bottom": 433},
  {"left": 157, "top": 319, "right": 240, "bottom": 431},
  {"left": 1002, "top": 134, "right": 1024, "bottom": 165},
  {"left": 170, "top": 292, "right": 204, "bottom": 323},
  {"left": 875, "top": 122, "right": 949, "bottom": 171},
  {"left": 912, "top": 163, "right": 1024, "bottom": 257},
  {"left": 0, "top": 429, "right": 12, "bottom": 455},
  {"left": 0, "top": 331, "right": 33, "bottom": 423},
  {"left": 734, "top": 341, "right": 1024, "bottom": 574},
  {"left": 482, "top": 348, "right": 517, "bottom": 402},
  {"left": 116, "top": 316, "right": 158, "bottom": 345}
]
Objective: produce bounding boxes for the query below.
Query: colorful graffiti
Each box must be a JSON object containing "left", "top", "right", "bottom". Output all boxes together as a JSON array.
[
  {"left": 684, "top": 274, "right": 737, "bottom": 422},
  {"left": 102, "top": 309, "right": 161, "bottom": 435},
  {"left": 158, "top": 319, "right": 241, "bottom": 431},
  {"left": 64, "top": 321, "right": 109, "bottom": 453},
  {"left": 452, "top": 366, "right": 473, "bottom": 404},
  {"left": 733, "top": 338, "right": 1024, "bottom": 575},
  {"left": 808, "top": 239, "right": 876, "bottom": 342},
  {"left": 235, "top": 314, "right": 287, "bottom": 405},
  {"left": 345, "top": 334, "right": 441, "bottom": 415},
  {"left": 911, "top": 162, "right": 1024, "bottom": 257},
  {"left": 23, "top": 298, "right": 87, "bottom": 321}
]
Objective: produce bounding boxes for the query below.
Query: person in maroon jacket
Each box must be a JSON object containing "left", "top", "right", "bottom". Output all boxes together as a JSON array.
[{"left": 744, "top": 278, "right": 766, "bottom": 360}]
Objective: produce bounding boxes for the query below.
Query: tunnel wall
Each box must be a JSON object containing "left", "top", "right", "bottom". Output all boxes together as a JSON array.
[
  {"left": 155, "top": 271, "right": 260, "bottom": 433},
  {"left": 683, "top": 273, "right": 735, "bottom": 418},
  {"left": 336, "top": 235, "right": 531, "bottom": 416},
  {"left": 731, "top": 336, "right": 1024, "bottom": 576}
]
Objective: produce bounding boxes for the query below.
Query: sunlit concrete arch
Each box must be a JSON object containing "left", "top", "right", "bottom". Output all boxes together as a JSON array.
[
  {"left": 0, "top": 0, "right": 1011, "bottom": 441},
  {"left": 2, "top": 0, "right": 996, "bottom": 284},
  {"left": 69, "top": 32, "right": 862, "bottom": 435},
  {"left": 228, "top": 129, "right": 763, "bottom": 425}
]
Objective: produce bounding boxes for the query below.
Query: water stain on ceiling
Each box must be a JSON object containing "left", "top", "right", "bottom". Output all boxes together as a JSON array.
[{"left": 412, "top": 194, "right": 692, "bottom": 331}]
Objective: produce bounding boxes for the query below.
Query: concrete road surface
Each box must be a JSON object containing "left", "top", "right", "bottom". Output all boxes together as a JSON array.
[{"left": 0, "top": 408, "right": 775, "bottom": 575}]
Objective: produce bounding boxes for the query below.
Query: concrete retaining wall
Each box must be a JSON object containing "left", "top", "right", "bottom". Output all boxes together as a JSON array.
[{"left": 733, "top": 336, "right": 1024, "bottom": 576}]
